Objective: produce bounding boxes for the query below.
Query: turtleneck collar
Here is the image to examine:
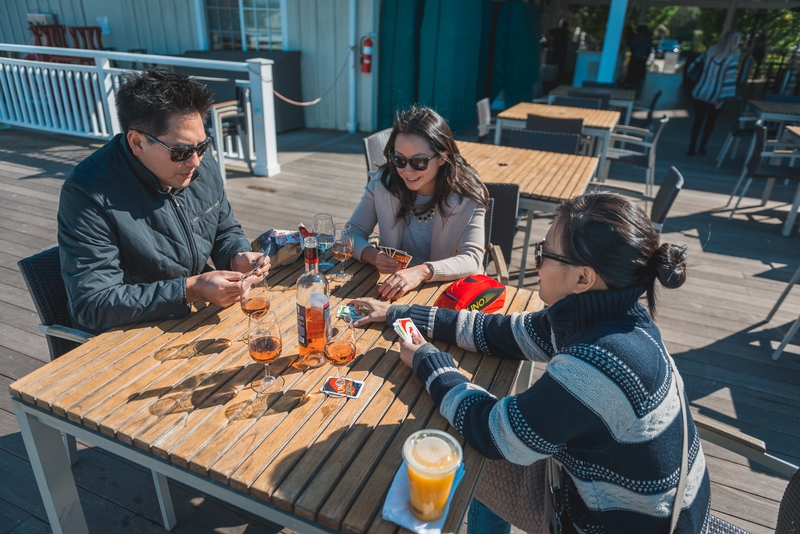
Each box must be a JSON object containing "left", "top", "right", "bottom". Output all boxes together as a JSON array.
[{"left": 545, "top": 284, "right": 652, "bottom": 349}]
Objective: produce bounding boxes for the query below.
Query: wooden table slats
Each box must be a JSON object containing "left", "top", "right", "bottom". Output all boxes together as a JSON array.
[
  {"left": 497, "top": 102, "right": 621, "bottom": 130},
  {"left": 9, "top": 259, "right": 542, "bottom": 534}
]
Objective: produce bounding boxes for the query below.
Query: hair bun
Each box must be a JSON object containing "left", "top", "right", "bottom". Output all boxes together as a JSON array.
[{"left": 654, "top": 243, "right": 687, "bottom": 289}]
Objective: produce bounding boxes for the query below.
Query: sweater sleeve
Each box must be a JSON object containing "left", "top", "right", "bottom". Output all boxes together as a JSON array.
[
  {"left": 347, "top": 174, "right": 381, "bottom": 261},
  {"left": 387, "top": 304, "right": 555, "bottom": 362},
  {"left": 427, "top": 204, "right": 486, "bottom": 281},
  {"left": 57, "top": 183, "right": 191, "bottom": 333}
]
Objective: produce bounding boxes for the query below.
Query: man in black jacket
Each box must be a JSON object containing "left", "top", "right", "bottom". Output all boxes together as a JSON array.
[{"left": 57, "top": 69, "right": 268, "bottom": 333}]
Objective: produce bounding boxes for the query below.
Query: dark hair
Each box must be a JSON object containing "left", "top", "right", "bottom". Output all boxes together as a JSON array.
[
  {"left": 554, "top": 192, "right": 687, "bottom": 316},
  {"left": 381, "top": 105, "right": 488, "bottom": 223},
  {"left": 115, "top": 69, "right": 214, "bottom": 137}
]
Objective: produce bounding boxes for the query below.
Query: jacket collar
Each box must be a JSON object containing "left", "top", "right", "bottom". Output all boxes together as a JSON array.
[
  {"left": 119, "top": 133, "right": 200, "bottom": 195},
  {"left": 545, "top": 284, "right": 652, "bottom": 349}
]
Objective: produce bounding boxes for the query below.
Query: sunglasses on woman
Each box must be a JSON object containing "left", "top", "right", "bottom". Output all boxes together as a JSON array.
[
  {"left": 532, "top": 240, "right": 577, "bottom": 270},
  {"left": 131, "top": 129, "right": 213, "bottom": 162},
  {"left": 389, "top": 152, "right": 438, "bottom": 171}
]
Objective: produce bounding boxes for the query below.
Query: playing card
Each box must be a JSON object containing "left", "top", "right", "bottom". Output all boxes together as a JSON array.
[
  {"left": 392, "top": 318, "right": 422, "bottom": 343},
  {"left": 320, "top": 377, "right": 364, "bottom": 398},
  {"left": 392, "top": 251, "right": 412, "bottom": 269},
  {"left": 336, "top": 305, "right": 367, "bottom": 321}
]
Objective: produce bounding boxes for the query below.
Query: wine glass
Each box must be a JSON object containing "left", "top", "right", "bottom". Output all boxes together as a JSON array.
[
  {"left": 324, "top": 316, "right": 357, "bottom": 392},
  {"left": 330, "top": 223, "right": 354, "bottom": 282},
  {"left": 248, "top": 312, "right": 284, "bottom": 393},
  {"left": 313, "top": 213, "right": 335, "bottom": 272},
  {"left": 240, "top": 269, "right": 270, "bottom": 342}
]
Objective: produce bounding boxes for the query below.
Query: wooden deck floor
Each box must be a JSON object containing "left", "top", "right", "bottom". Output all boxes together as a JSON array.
[{"left": 1, "top": 75, "right": 799, "bottom": 533}]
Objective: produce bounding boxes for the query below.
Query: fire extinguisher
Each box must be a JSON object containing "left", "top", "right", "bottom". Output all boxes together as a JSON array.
[{"left": 360, "top": 34, "right": 374, "bottom": 73}]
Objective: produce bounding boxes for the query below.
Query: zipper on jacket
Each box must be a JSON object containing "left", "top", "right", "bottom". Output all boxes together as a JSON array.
[
  {"left": 169, "top": 192, "right": 200, "bottom": 275},
  {"left": 190, "top": 198, "right": 221, "bottom": 231}
]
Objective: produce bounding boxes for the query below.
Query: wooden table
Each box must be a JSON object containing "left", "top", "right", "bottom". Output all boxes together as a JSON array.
[
  {"left": 10, "top": 261, "right": 542, "bottom": 534},
  {"left": 493, "top": 102, "right": 620, "bottom": 182},
  {"left": 548, "top": 85, "right": 636, "bottom": 124},
  {"left": 458, "top": 140, "right": 599, "bottom": 287}
]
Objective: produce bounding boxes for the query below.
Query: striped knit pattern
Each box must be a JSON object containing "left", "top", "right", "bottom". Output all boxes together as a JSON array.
[
  {"left": 388, "top": 286, "right": 711, "bottom": 533},
  {"left": 692, "top": 52, "right": 740, "bottom": 103}
]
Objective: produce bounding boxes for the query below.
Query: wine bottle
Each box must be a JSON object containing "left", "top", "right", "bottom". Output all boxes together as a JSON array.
[{"left": 296, "top": 237, "right": 329, "bottom": 368}]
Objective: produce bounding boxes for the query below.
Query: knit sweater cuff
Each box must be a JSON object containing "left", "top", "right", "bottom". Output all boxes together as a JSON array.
[
  {"left": 413, "top": 348, "right": 467, "bottom": 401},
  {"left": 386, "top": 304, "right": 437, "bottom": 338}
]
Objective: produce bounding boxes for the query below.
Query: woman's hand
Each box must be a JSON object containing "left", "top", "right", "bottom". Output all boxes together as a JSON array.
[
  {"left": 378, "top": 264, "right": 432, "bottom": 301},
  {"left": 398, "top": 331, "right": 428, "bottom": 368},
  {"left": 374, "top": 252, "right": 403, "bottom": 274},
  {"left": 350, "top": 298, "right": 390, "bottom": 328}
]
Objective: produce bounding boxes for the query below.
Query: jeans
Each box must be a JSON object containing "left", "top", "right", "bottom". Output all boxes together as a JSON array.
[
  {"left": 467, "top": 498, "right": 511, "bottom": 534},
  {"left": 690, "top": 99, "right": 720, "bottom": 150}
]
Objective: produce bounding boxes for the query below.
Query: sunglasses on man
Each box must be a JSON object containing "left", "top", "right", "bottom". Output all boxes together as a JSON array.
[
  {"left": 532, "top": 240, "right": 577, "bottom": 270},
  {"left": 131, "top": 129, "right": 213, "bottom": 162},
  {"left": 389, "top": 152, "right": 439, "bottom": 171}
]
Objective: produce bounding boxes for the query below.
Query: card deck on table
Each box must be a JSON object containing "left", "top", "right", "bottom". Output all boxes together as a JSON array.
[
  {"left": 392, "top": 318, "right": 422, "bottom": 343},
  {"left": 320, "top": 377, "right": 364, "bottom": 399},
  {"left": 336, "top": 305, "right": 367, "bottom": 322}
]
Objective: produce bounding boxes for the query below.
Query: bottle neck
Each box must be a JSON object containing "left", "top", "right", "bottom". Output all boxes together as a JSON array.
[{"left": 304, "top": 236, "right": 319, "bottom": 274}]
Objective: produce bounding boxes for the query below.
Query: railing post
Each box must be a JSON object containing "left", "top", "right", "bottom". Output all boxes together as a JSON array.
[
  {"left": 246, "top": 58, "right": 281, "bottom": 177},
  {"left": 94, "top": 56, "right": 121, "bottom": 136}
]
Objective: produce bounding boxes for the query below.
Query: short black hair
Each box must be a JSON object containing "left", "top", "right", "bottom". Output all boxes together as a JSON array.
[{"left": 115, "top": 69, "right": 214, "bottom": 136}]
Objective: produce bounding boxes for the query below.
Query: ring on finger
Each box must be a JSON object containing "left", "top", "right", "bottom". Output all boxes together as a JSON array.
[{"left": 397, "top": 281, "right": 405, "bottom": 289}]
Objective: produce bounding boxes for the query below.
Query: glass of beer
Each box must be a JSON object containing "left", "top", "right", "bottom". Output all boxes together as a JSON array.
[
  {"left": 324, "top": 315, "right": 357, "bottom": 391},
  {"left": 248, "top": 312, "right": 284, "bottom": 393},
  {"left": 403, "top": 429, "right": 463, "bottom": 522},
  {"left": 240, "top": 268, "right": 270, "bottom": 342}
]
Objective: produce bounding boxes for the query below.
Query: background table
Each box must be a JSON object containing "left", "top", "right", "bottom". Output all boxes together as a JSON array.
[
  {"left": 548, "top": 85, "right": 636, "bottom": 124},
  {"left": 493, "top": 102, "right": 619, "bottom": 182},
  {"left": 459, "top": 140, "right": 599, "bottom": 286},
  {"left": 10, "top": 260, "right": 542, "bottom": 534}
]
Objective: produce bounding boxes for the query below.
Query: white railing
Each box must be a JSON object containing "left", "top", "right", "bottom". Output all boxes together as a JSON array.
[{"left": 0, "top": 44, "right": 280, "bottom": 177}]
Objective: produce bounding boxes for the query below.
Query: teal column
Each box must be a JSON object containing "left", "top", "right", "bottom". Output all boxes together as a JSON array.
[{"left": 597, "top": 0, "right": 627, "bottom": 83}]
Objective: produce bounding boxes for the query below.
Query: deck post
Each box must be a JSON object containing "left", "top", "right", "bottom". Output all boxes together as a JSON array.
[
  {"left": 247, "top": 58, "right": 281, "bottom": 177},
  {"left": 94, "top": 56, "right": 121, "bottom": 136},
  {"left": 597, "top": 0, "right": 628, "bottom": 83}
]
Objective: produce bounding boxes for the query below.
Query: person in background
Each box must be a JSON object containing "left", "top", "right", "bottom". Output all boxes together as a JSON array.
[
  {"left": 352, "top": 192, "right": 710, "bottom": 534},
  {"left": 347, "top": 105, "right": 487, "bottom": 301},
  {"left": 58, "top": 69, "right": 267, "bottom": 333},
  {"left": 549, "top": 20, "right": 570, "bottom": 84},
  {"left": 687, "top": 30, "right": 742, "bottom": 156},
  {"left": 751, "top": 33, "right": 766, "bottom": 78},
  {"left": 626, "top": 25, "right": 651, "bottom": 85}
]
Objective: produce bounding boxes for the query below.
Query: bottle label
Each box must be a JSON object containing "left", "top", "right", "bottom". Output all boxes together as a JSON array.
[{"left": 297, "top": 299, "right": 330, "bottom": 348}]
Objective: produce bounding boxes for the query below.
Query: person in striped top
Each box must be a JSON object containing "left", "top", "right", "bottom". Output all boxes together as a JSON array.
[
  {"left": 353, "top": 193, "right": 711, "bottom": 533},
  {"left": 687, "top": 30, "right": 742, "bottom": 156}
]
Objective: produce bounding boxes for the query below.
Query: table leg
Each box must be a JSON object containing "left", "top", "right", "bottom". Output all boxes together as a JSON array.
[
  {"left": 625, "top": 102, "right": 632, "bottom": 125},
  {"left": 781, "top": 182, "right": 800, "bottom": 237},
  {"left": 493, "top": 119, "right": 504, "bottom": 145},
  {"left": 13, "top": 402, "right": 89, "bottom": 534},
  {"left": 517, "top": 210, "right": 535, "bottom": 288},
  {"left": 153, "top": 470, "right": 177, "bottom": 529},
  {"left": 596, "top": 131, "right": 610, "bottom": 182}
]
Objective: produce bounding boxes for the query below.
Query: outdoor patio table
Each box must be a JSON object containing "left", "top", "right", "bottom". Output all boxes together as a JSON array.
[
  {"left": 547, "top": 85, "right": 636, "bottom": 124},
  {"left": 9, "top": 260, "right": 542, "bottom": 534},
  {"left": 493, "top": 102, "right": 620, "bottom": 182},
  {"left": 745, "top": 100, "right": 800, "bottom": 163},
  {"left": 458, "top": 140, "right": 599, "bottom": 287}
]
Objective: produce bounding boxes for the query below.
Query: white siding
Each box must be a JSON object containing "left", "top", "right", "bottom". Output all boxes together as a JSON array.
[{"left": 285, "top": 0, "right": 379, "bottom": 131}]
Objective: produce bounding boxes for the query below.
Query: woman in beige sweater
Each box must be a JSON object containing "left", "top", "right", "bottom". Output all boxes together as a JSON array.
[{"left": 348, "top": 106, "right": 488, "bottom": 300}]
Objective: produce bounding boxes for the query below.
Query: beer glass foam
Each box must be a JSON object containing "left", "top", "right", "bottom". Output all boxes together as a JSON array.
[{"left": 402, "top": 429, "right": 463, "bottom": 522}]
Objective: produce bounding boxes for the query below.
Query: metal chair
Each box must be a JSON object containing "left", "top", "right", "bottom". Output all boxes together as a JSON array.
[
  {"left": 507, "top": 129, "right": 581, "bottom": 155},
  {"left": 765, "top": 262, "right": 800, "bottom": 361},
  {"left": 17, "top": 247, "right": 178, "bottom": 529},
  {"left": 582, "top": 81, "right": 618, "bottom": 89},
  {"left": 603, "top": 115, "right": 670, "bottom": 198},
  {"left": 727, "top": 122, "right": 800, "bottom": 235},
  {"left": 476, "top": 98, "right": 495, "bottom": 142},
  {"left": 567, "top": 90, "right": 611, "bottom": 109},
  {"left": 362, "top": 128, "right": 392, "bottom": 183},
  {"left": 716, "top": 98, "right": 758, "bottom": 168},
  {"left": 525, "top": 114, "right": 583, "bottom": 134},
  {"left": 210, "top": 98, "right": 252, "bottom": 182},
  {"left": 630, "top": 89, "right": 663, "bottom": 129},
  {"left": 552, "top": 95, "right": 603, "bottom": 110}
]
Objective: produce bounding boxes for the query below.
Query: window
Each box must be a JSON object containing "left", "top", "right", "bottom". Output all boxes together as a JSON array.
[{"left": 207, "top": 0, "right": 282, "bottom": 52}]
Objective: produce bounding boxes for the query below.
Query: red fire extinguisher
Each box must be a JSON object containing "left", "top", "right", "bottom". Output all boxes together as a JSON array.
[{"left": 360, "top": 35, "right": 373, "bottom": 73}]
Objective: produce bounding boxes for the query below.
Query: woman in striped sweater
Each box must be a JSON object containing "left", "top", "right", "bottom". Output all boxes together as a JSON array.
[
  {"left": 687, "top": 30, "right": 742, "bottom": 156},
  {"left": 353, "top": 193, "right": 711, "bottom": 533}
]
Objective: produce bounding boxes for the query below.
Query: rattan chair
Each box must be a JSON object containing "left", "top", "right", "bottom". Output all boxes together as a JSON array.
[
  {"left": 582, "top": 80, "right": 618, "bottom": 89},
  {"left": 567, "top": 90, "right": 611, "bottom": 109},
  {"left": 525, "top": 114, "right": 583, "bottom": 134},
  {"left": 552, "top": 95, "right": 603, "bottom": 110},
  {"left": 507, "top": 129, "right": 581, "bottom": 155},
  {"left": 485, "top": 183, "right": 520, "bottom": 284},
  {"left": 362, "top": 128, "right": 392, "bottom": 183}
]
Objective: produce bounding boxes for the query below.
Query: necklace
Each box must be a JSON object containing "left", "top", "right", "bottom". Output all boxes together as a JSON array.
[{"left": 415, "top": 206, "right": 435, "bottom": 223}]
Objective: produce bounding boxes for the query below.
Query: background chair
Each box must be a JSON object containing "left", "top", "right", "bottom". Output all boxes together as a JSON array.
[
  {"left": 209, "top": 96, "right": 253, "bottom": 182},
  {"left": 716, "top": 98, "right": 758, "bottom": 168},
  {"left": 603, "top": 115, "right": 669, "bottom": 198},
  {"left": 765, "top": 262, "right": 800, "bottom": 361},
  {"left": 552, "top": 95, "right": 602, "bottom": 110},
  {"left": 18, "top": 247, "right": 178, "bottom": 529},
  {"left": 630, "top": 89, "right": 663, "bottom": 129},
  {"left": 525, "top": 114, "right": 583, "bottom": 134},
  {"left": 727, "top": 122, "right": 800, "bottom": 236},
  {"left": 362, "top": 128, "right": 392, "bottom": 183},
  {"left": 68, "top": 26, "right": 104, "bottom": 50},
  {"left": 476, "top": 98, "right": 495, "bottom": 142},
  {"left": 484, "top": 183, "right": 521, "bottom": 282},
  {"left": 582, "top": 80, "right": 618, "bottom": 89},
  {"left": 507, "top": 129, "right": 581, "bottom": 155},
  {"left": 567, "top": 90, "right": 610, "bottom": 109}
]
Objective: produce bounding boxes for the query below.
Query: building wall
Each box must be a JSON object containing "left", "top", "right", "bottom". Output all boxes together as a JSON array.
[
  {"left": 0, "top": 0, "right": 204, "bottom": 55},
  {"left": 284, "top": 0, "right": 379, "bottom": 132}
]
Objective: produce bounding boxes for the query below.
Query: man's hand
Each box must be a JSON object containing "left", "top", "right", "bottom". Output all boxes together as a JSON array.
[
  {"left": 186, "top": 270, "right": 244, "bottom": 307},
  {"left": 230, "top": 251, "right": 270, "bottom": 275}
]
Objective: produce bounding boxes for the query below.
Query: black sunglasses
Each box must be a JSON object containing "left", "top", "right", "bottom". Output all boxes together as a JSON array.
[
  {"left": 389, "top": 152, "right": 438, "bottom": 171},
  {"left": 131, "top": 129, "right": 213, "bottom": 162},
  {"left": 532, "top": 240, "right": 577, "bottom": 270}
]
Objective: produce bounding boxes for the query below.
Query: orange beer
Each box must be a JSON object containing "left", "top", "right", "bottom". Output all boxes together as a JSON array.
[{"left": 403, "top": 429, "right": 463, "bottom": 522}]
